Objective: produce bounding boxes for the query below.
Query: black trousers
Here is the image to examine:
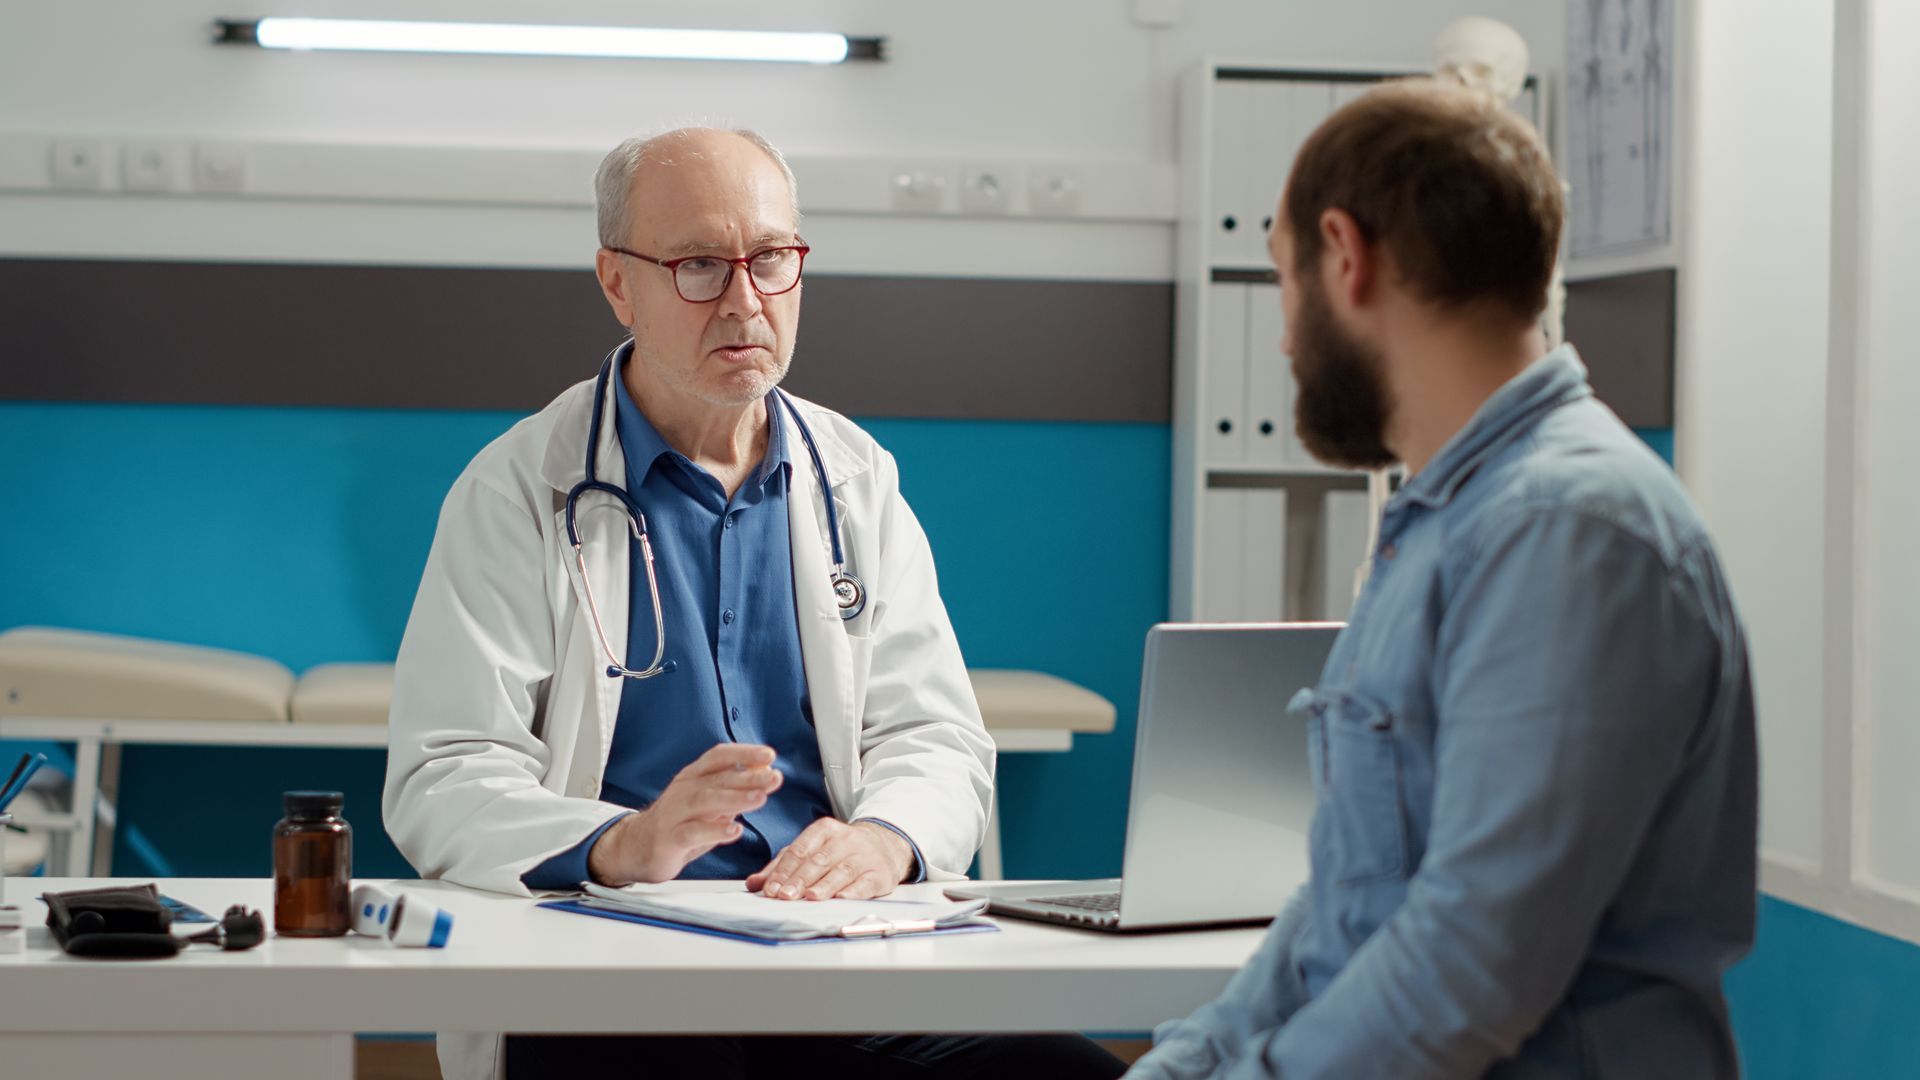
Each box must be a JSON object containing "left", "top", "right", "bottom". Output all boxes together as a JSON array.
[{"left": 503, "top": 1033, "right": 1128, "bottom": 1079}]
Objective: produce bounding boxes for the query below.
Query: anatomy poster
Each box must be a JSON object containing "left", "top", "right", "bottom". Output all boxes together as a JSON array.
[{"left": 1567, "top": 0, "right": 1674, "bottom": 257}]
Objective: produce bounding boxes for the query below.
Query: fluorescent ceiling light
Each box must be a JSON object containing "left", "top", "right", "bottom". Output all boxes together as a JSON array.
[{"left": 214, "top": 18, "right": 883, "bottom": 63}]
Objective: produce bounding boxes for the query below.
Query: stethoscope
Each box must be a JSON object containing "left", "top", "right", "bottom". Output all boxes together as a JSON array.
[{"left": 564, "top": 343, "right": 867, "bottom": 680}]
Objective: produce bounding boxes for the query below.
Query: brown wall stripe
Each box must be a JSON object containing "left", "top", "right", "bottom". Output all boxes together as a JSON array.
[
  {"left": 0, "top": 258, "right": 1671, "bottom": 428},
  {"left": 1561, "top": 267, "right": 1676, "bottom": 428},
  {"left": 0, "top": 258, "right": 1175, "bottom": 423}
]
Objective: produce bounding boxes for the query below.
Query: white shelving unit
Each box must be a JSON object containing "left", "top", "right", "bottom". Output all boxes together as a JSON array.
[{"left": 1171, "top": 60, "right": 1541, "bottom": 622}]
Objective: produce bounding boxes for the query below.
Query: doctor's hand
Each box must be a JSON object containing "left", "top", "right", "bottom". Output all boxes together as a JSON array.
[
  {"left": 587, "top": 744, "right": 783, "bottom": 887},
  {"left": 747, "top": 818, "right": 914, "bottom": 901}
]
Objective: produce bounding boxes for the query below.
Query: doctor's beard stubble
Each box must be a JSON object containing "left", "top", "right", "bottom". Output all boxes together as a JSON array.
[{"left": 630, "top": 320, "right": 795, "bottom": 410}]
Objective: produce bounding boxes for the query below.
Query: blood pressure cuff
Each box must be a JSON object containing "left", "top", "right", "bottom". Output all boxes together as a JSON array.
[{"left": 43, "top": 883, "right": 182, "bottom": 958}]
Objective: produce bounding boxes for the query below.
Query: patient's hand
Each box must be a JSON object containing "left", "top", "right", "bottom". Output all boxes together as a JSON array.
[
  {"left": 748, "top": 819, "right": 913, "bottom": 901},
  {"left": 587, "top": 743, "right": 783, "bottom": 886}
]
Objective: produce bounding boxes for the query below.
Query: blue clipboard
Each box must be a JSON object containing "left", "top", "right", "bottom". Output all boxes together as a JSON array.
[{"left": 538, "top": 898, "right": 999, "bottom": 946}]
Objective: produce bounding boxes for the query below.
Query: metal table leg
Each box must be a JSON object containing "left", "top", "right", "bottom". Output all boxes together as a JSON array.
[
  {"left": 62, "top": 736, "right": 101, "bottom": 879},
  {"left": 978, "top": 793, "right": 1003, "bottom": 881},
  {"left": 90, "top": 741, "right": 121, "bottom": 876}
]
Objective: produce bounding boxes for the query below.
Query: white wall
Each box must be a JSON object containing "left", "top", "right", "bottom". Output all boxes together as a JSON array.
[
  {"left": 2, "top": 1, "right": 1561, "bottom": 161},
  {"left": 1678, "top": 0, "right": 1834, "bottom": 876},
  {"left": 1682, "top": 0, "right": 1920, "bottom": 944},
  {"left": 0, "top": 1, "right": 1562, "bottom": 278},
  {"left": 3, "top": 3, "right": 1157, "bottom": 159},
  {"left": 1854, "top": 0, "right": 1920, "bottom": 904}
]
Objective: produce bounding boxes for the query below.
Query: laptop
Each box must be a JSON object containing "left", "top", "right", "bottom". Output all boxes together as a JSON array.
[{"left": 947, "top": 622, "right": 1338, "bottom": 931}]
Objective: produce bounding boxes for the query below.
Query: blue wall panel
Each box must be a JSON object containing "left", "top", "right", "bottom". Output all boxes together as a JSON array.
[
  {"left": 0, "top": 402, "right": 518, "bottom": 668},
  {"left": 1635, "top": 426, "right": 1676, "bottom": 465},
  {"left": 863, "top": 418, "right": 1169, "bottom": 880},
  {"left": 1728, "top": 897, "right": 1920, "bottom": 1077},
  {"left": 0, "top": 402, "right": 526, "bottom": 876}
]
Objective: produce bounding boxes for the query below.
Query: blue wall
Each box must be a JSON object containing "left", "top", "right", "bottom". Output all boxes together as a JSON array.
[
  {"left": 5, "top": 403, "right": 1916, "bottom": 1074},
  {"left": 864, "top": 417, "right": 1168, "bottom": 881},
  {"left": 1729, "top": 897, "right": 1920, "bottom": 1078},
  {"left": 0, "top": 403, "right": 522, "bottom": 876},
  {"left": 1634, "top": 426, "right": 1675, "bottom": 464}
]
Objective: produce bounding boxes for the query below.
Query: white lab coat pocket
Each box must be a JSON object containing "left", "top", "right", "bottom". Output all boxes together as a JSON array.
[{"left": 842, "top": 599, "right": 888, "bottom": 766}]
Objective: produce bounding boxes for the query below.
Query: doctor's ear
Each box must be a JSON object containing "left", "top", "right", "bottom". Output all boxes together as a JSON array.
[{"left": 595, "top": 247, "right": 639, "bottom": 327}]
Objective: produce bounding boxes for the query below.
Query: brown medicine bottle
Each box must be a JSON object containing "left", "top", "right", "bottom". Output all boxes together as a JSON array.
[{"left": 273, "top": 790, "right": 352, "bottom": 936}]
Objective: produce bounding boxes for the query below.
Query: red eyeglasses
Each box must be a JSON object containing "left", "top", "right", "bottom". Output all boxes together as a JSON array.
[{"left": 606, "top": 242, "right": 811, "bottom": 303}]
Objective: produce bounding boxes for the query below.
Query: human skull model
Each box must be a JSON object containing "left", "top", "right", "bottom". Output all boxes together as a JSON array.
[{"left": 1433, "top": 16, "right": 1530, "bottom": 103}]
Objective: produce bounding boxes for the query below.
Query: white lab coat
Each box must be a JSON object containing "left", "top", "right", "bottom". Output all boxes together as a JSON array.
[{"left": 382, "top": 369, "right": 995, "bottom": 1080}]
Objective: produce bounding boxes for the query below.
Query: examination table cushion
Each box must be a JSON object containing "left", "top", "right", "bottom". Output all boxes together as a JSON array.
[
  {"left": 0, "top": 628, "right": 1113, "bottom": 741},
  {"left": 290, "top": 662, "right": 395, "bottom": 726},
  {"left": 0, "top": 626, "right": 293, "bottom": 722},
  {"left": 966, "top": 670, "right": 1116, "bottom": 733}
]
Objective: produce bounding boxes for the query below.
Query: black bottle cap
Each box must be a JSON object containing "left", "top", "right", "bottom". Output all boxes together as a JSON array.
[{"left": 283, "top": 790, "right": 345, "bottom": 820}]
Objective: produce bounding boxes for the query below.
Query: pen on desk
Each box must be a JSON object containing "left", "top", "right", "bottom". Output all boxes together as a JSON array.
[
  {"left": 1, "top": 753, "right": 44, "bottom": 807},
  {"left": 0, "top": 752, "right": 32, "bottom": 800},
  {"left": 0, "top": 752, "right": 48, "bottom": 812}
]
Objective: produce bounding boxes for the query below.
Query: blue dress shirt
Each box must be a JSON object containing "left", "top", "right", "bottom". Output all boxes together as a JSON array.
[
  {"left": 524, "top": 355, "right": 923, "bottom": 890},
  {"left": 1133, "top": 347, "right": 1758, "bottom": 1079},
  {"left": 522, "top": 357, "right": 826, "bottom": 887}
]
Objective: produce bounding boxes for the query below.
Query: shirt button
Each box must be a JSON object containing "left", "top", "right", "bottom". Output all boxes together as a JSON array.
[
  {"left": 722, "top": 609, "right": 735, "bottom": 625},
  {"left": 730, "top": 707, "right": 740, "bottom": 722},
  {"left": 724, "top": 517, "right": 735, "bottom": 530},
  {"left": 1380, "top": 543, "right": 1398, "bottom": 560}
]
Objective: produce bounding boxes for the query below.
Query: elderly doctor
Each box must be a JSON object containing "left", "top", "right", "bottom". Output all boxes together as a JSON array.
[{"left": 385, "top": 128, "right": 1124, "bottom": 1080}]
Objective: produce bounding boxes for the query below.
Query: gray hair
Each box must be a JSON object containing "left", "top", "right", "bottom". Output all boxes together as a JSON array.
[{"left": 594, "top": 128, "right": 800, "bottom": 249}]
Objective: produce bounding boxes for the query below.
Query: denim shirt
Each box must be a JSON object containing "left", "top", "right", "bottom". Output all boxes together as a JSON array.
[{"left": 1132, "top": 347, "right": 1758, "bottom": 1079}]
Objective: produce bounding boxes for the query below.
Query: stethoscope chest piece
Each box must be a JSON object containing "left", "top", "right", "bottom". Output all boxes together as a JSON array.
[{"left": 833, "top": 572, "right": 867, "bottom": 621}]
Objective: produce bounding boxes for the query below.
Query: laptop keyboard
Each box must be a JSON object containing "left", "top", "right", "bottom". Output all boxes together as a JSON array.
[{"left": 1032, "top": 891, "right": 1120, "bottom": 913}]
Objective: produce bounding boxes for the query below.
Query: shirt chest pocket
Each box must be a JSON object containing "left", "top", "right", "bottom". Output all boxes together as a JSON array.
[{"left": 1294, "top": 688, "right": 1408, "bottom": 886}]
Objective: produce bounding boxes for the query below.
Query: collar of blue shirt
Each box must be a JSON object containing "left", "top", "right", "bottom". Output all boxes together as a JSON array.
[{"left": 1396, "top": 344, "right": 1595, "bottom": 511}]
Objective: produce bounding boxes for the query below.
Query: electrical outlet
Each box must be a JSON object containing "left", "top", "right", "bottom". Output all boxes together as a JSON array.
[
  {"left": 193, "top": 143, "right": 246, "bottom": 193},
  {"left": 1029, "top": 170, "right": 1083, "bottom": 216},
  {"left": 121, "top": 140, "right": 180, "bottom": 193},
  {"left": 49, "top": 139, "right": 109, "bottom": 189},
  {"left": 890, "top": 168, "right": 947, "bottom": 213},
  {"left": 960, "top": 167, "right": 1014, "bottom": 215}
]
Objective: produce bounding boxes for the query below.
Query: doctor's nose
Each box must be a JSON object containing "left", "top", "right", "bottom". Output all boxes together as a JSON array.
[{"left": 713, "top": 264, "right": 764, "bottom": 320}]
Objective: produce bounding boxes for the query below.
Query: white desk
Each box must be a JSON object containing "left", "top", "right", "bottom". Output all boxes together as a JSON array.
[{"left": 0, "top": 877, "right": 1263, "bottom": 1080}]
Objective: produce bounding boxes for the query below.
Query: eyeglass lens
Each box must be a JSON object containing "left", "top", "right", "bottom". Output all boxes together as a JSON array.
[{"left": 675, "top": 249, "right": 803, "bottom": 302}]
